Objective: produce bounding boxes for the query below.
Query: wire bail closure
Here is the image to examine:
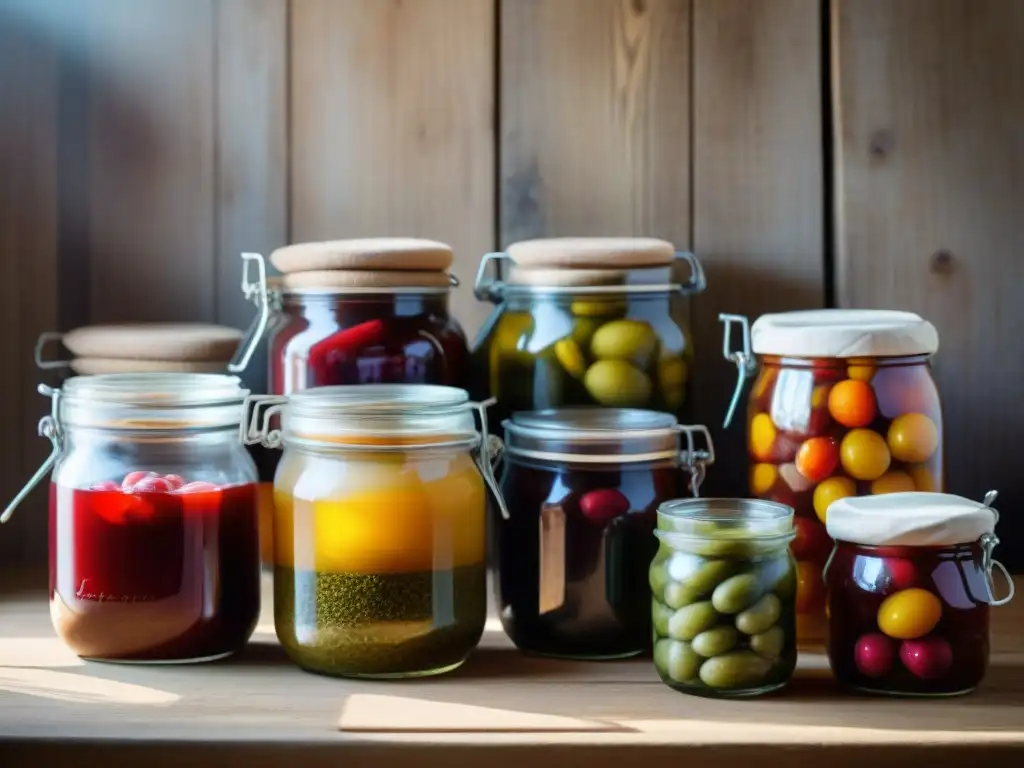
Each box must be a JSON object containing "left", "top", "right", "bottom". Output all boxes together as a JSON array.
[
  {"left": 228, "top": 252, "right": 271, "bottom": 374},
  {"left": 719, "top": 313, "right": 757, "bottom": 429},
  {"left": 35, "top": 332, "right": 72, "bottom": 370},
  {"left": 678, "top": 424, "right": 715, "bottom": 498},
  {"left": 2, "top": 385, "right": 63, "bottom": 524}
]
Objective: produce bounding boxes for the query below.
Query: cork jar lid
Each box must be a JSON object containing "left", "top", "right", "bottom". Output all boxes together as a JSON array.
[
  {"left": 62, "top": 323, "right": 243, "bottom": 362},
  {"left": 270, "top": 238, "right": 454, "bottom": 274},
  {"left": 506, "top": 237, "right": 675, "bottom": 269},
  {"left": 281, "top": 269, "right": 454, "bottom": 291}
]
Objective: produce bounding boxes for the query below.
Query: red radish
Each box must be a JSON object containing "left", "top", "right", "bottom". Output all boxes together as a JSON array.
[
  {"left": 578, "top": 488, "right": 630, "bottom": 523},
  {"left": 900, "top": 636, "right": 953, "bottom": 680},
  {"left": 122, "top": 470, "right": 157, "bottom": 490},
  {"left": 163, "top": 474, "right": 186, "bottom": 490},
  {"left": 854, "top": 632, "right": 896, "bottom": 678}
]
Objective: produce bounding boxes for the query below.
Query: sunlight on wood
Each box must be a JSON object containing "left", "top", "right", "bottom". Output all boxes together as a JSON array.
[
  {"left": 0, "top": 667, "right": 180, "bottom": 705},
  {"left": 0, "top": 636, "right": 84, "bottom": 667}
]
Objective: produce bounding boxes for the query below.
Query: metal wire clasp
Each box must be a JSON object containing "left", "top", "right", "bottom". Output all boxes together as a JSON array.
[
  {"left": 677, "top": 424, "right": 715, "bottom": 498},
  {"left": 671, "top": 252, "right": 707, "bottom": 295},
  {"left": 470, "top": 397, "right": 509, "bottom": 520},
  {"left": 719, "top": 313, "right": 757, "bottom": 429},
  {"left": 979, "top": 490, "right": 1014, "bottom": 607},
  {"left": 228, "top": 252, "right": 271, "bottom": 374},
  {"left": 241, "top": 394, "right": 287, "bottom": 449},
  {"left": 35, "top": 332, "right": 71, "bottom": 370},
  {"left": 2, "top": 385, "right": 63, "bottom": 524}
]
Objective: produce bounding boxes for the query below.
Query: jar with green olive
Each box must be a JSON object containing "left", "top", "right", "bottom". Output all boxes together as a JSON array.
[
  {"left": 651, "top": 498, "right": 797, "bottom": 698},
  {"left": 472, "top": 238, "right": 705, "bottom": 424}
]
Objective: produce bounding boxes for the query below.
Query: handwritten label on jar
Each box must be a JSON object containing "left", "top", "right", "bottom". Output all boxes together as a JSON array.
[{"left": 76, "top": 579, "right": 156, "bottom": 604}]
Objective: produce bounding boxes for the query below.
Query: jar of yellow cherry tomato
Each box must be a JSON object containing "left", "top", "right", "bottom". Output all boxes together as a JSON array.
[
  {"left": 719, "top": 309, "right": 943, "bottom": 645},
  {"left": 245, "top": 384, "right": 507, "bottom": 678},
  {"left": 824, "top": 490, "right": 1014, "bottom": 696}
]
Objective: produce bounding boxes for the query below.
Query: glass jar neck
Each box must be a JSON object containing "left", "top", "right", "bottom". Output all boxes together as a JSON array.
[
  {"left": 63, "top": 423, "right": 242, "bottom": 449},
  {"left": 837, "top": 541, "right": 982, "bottom": 558},
  {"left": 281, "top": 290, "right": 450, "bottom": 319},
  {"left": 502, "top": 290, "right": 674, "bottom": 312},
  {"left": 760, "top": 353, "right": 933, "bottom": 370}
]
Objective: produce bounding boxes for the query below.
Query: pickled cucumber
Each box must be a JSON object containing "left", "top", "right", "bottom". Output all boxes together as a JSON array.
[
  {"left": 667, "top": 601, "right": 719, "bottom": 641},
  {"left": 654, "top": 638, "right": 701, "bottom": 683},
  {"left": 649, "top": 560, "right": 670, "bottom": 601},
  {"left": 692, "top": 626, "right": 739, "bottom": 657},
  {"left": 749, "top": 625, "right": 785, "bottom": 659},
  {"left": 698, "top": 651, "right": 773, "bottom": 689},
  {"left": 652, "top": 598, "right": 674, "bottom": 637},
  {"left": 711, "top": 573, "right": 764, "bottom": 614},
  {"left": 735, "top": 593, "right": 782, "bottom": 635},
  {"left": 583, "top": 360, "right": 651, "bottom": 406},
  {"left": 677, "top": 558, "right": 737, "bottom": 600},
  {"left": 590, "top": 319, "right": 657, "bottom": 365}
]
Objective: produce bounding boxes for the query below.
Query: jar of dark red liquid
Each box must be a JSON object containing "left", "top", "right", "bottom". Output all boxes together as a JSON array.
[
  {"left": 2, "top": 373, "right": 261, "bottom": 663},
  {"left": 496, "top": 408, "right": 714, "bottom": 659},
  {"left": 230, "top": 243, "right": 470, "bottom": 569},
  {"left": 824, "top": 491, "right": 1014, "bottom": 696},
  {"left": 719, "top": 309, "right": 943, "bottom": 646}
]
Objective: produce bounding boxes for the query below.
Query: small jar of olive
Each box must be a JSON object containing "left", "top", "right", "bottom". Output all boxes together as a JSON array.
[
  {"left": 650, "top": 498, "right": 797, "bottom": 698},
  {"left": 472, "top": 238, "right": 706, "bottom": 425}
]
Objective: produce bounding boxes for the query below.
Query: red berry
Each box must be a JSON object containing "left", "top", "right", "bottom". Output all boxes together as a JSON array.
[
  {"left": 132, "top": 476, "right": 174, "bottom": 493},
  {"left": 885, "top": 558, "right": 917, "bottom": 592},
  {"left": 163, "top": 474, "right": 186, "bottom": 490},
  {"left": 900, "top": 636, "right": 953, "bottom": 680},
  {"left": 854, "top": 632, "right": 895, "bottom": 678},
  {"left": 91, "top": 481, "right": 121, "bottom": 492},
  {"left": 578, "top": 488, "right": 630, "bottom": 523},
  {"left": 122, "top": 470, "right": 157, "bottom": 490}
]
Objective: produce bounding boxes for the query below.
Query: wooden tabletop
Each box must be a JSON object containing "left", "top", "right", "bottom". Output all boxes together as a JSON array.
[{"left": 1, "top": 570, "right": 1022, "bottom": 768}]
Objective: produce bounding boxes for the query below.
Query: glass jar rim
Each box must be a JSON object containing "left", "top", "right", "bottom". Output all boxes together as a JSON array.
[{"left": 656, "top": 497, "right": 795, "bottom": 543}]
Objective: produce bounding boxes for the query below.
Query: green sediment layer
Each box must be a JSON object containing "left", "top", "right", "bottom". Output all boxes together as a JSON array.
[{"left": 274, "top": 564, "right": 486, "bottom": 676}]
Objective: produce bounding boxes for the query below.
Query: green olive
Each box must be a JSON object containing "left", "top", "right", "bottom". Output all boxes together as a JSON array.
[
  {"left": 553, "top": 338, "right": 587, "bottom": 378},
  {"left": 590, "top": 319, "right": 657, "bottom": 365},
  {"left": 691, "top": 626, "right": 739, "bottom": 657},
  {"left": 654, "top": 638, "right": 701, "bottom": 683},
  {"left": 711, "top": 573, "right": 764, "bottom": 614},
  {"left": 583, "top": 360, "right": 651, "bottom": 406},
  {"left": 667, "top": 601, "right": 719, "bottom": 641},
  {"left": 570, "top": 317, "right": 601, "bottom": 346},
  {"left": 571, "top": 298, "right": 627, "bottom": 318},
  {"left": 698, "top": 651, "right": 773, "bottom": 689},
  {"left": 649, "top": 560, "right": 670, "bottom": 601},
  {"left": 735, "top": 593, "right": 782, "bottom": 636},
  {"left": 652, "top": 598, "right": 674, "bottom": 637},
  {"left": 749, "top": 626, "right": 785, "bottom": 659}
]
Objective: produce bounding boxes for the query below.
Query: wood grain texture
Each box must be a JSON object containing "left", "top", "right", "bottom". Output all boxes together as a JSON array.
[
  {"left": 85, "top": 0, "right": 217, "bottom": 323},
  {"left": 690, "top": 0, "right": 825, "bottom": 496},
  {"left": 500, "top": 0, "right": 691, "bottom": 246},
  {"left": 833, "top": 0, "right": 1024, "bottom": 567},
  {"left": 0, "top": 0, "right": 60, "bottom": 562},
  {"left": 289, "top": 0, "right": 495, "bottom": 337},
  {"left": 216, "top": 0, "right": 289, "bottom": 394}
]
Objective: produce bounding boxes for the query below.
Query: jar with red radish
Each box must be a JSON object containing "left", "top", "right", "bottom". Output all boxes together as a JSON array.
[
  {"left": 719, "top": 309, "right": 944, "bottom": 646},
  {"left": 824, "top": 491, "right": 1014, "bottom": 696},
  {"left": 229, "top": 242, "right": 470, "bottom": 569},
  {"left": 2, "top": 374, "right": 261, "bottom": 663},
  {"left": 495, "top": 408, "right": 715, "bottom": 659}
]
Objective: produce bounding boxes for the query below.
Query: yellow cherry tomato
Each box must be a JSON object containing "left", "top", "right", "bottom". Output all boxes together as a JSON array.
[
  {"left": 847, "top": 358, "right": 876, "bottom": 381},
  {"left": 840, "top": 429, "right": 891, "bottom": 480},
  {"left": 813, "top": 475, "right": 856, "bottom": 524},
  {"left": 887, "top": 412, "right": 939, "bottom": 463},
  {"left": 908, "top": 463, "right": 939, "bottom": 492},
  {"left": 871, "top": 470, "right": 916, "bottom": 495},
  {"left": 877, "top": 588, "right": 943, "bottom": 640},
  {"left": 749, "top": 413, "right": 777, "bottom": 461},
  {"left": 750, "top": 463, "right": 778, "bottom": 496}
]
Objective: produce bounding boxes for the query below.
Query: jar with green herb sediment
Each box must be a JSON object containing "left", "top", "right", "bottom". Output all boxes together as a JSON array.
[
  {"left": 471, "top": 238, "right": 706, "bottom": 425},
  {"left": 246, "top": 384, "right": 507, "bottom": 678},
  {"left": 650, "top": 498, "right": 797, "bottom": 698}
]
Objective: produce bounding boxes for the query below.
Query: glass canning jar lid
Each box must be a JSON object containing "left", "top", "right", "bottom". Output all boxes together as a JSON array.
[
  {"left": 2, "top": 373, "right": 251, "bottom": 524},
  {"left": 244, "top": 384, "right": 509, "bottom": 518},
  {"left": 502, "top": 408, "right": 715, "bottom": 493},
  {"left": 824, "top": 490, "right": 1014, "bottom": 607},
  {"left": 656, "top": 497, "right": 796, "bottom": 544}
]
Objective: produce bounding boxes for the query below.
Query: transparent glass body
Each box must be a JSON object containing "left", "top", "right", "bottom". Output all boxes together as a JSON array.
[
  {"left": 650, "top": 499, "right": 797, "bottom": 698},
  {"left": 745, "top": 354, "right": 943, "bottom": 644},
  {"left": 825, "top": 540, "right": 990, "bottom": 696},
  {"left": 496, "top": 455, "right": 679, "bottom": 659},
  {"left": 272, "top": 435, "right": 487, "bottom": 678},
  {"left": 479, "top": 292, "right": 692, "bottom": 425}
]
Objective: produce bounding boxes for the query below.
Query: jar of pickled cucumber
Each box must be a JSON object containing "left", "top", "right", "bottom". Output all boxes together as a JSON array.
[
  {"left": 651, "top": 498, "right": 797, "bottom": 698},
  {"left": 497, "top": 409, "right": 714, "bottom": 659},
  {"left": 719, "top": 309, "right": 943, "bottom": 645},
  {"left": 473, "top": 238, "right": 706, "bottom": 424},
  {"left": 245, "top": 384, "right": 506, "bottom": 678},
  {"left": 824, "top": 491, "right": 1014, "bottom": 697}
]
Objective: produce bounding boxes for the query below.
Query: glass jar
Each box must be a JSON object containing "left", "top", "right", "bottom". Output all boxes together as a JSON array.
[
  {"left": 246, "top": 384, "right": 506, "bottom": 678},
  {"left": 472, "top": 238, "right": 706, "bottom": 425},
  {"left": 496, "top": 409, "right": 714, "bottom": 659},
  {"left": 719, "top": 309, "right": 943, "bottom": 645},
  {"left": 651, "top": 498, "right": 797, "bottom": 698},
  {"left": 824, "top": 491, "right": 1014, "bottom": 696},
  {"left": 2, "top": 374, "right": 261, "bottom": 663}
]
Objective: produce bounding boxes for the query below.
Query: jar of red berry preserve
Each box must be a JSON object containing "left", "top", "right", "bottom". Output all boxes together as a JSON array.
[
  {"left": 824, "top": 491, "right": 1014, "bottom": 696},
  {"left": 719, "top": 309, "right": 943, "bottom": 646},
  {"left": 2, "top": 373, "right": 261, "bottom": 663},
  {"left": 496, "top": 408, "right": 714, "bottom": 659}
]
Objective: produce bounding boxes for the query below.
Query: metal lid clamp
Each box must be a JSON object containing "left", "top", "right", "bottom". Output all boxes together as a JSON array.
[
  {"left": 677, "top": 424, "right": 715, "bottom": 498},
  {"left": 719, "top": 313, "right": 757, "bottom": 429},
  {"left": 2, "top": 385, "right": 63, "bottom": 524},
  {"left": 35, "top": 332, "right": 72, "bottom": 371},
  {"left": 228, "top": 252, "right": 271, "bottom": 374}
]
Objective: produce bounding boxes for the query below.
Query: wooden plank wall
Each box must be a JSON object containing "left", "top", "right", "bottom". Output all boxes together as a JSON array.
[{"left": 0, "top": 0, "right": 1021, "bottom": 568}]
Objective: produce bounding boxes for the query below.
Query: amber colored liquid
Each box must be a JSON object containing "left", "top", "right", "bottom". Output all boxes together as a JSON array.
[{"left": 49, "top": 482, "right": 260, "bottom": 662}]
